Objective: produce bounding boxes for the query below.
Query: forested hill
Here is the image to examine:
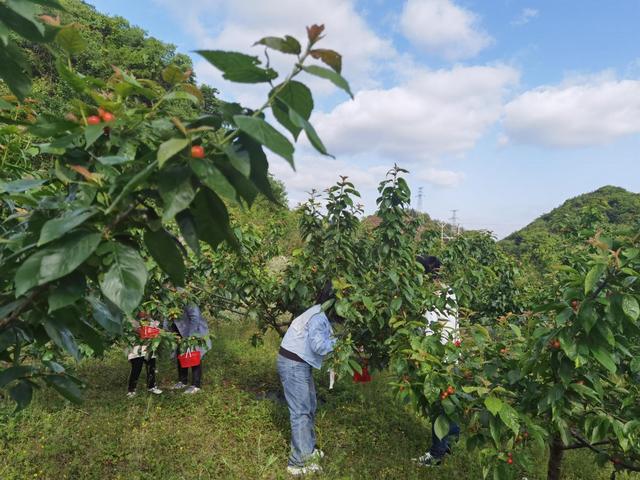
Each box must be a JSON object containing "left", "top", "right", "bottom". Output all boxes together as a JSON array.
[
  {"left": 500, "top": 186, "right": 640, "bottom": 272},
  {"left": 19, "top": 0, "right": 217, "bottom": 115}
]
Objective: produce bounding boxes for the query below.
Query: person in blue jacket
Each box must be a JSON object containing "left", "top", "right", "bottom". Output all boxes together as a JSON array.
[
  {"left": 169, "top": 288, "right": 211, "bottom": 394},
  {"left": 278, "top": 282, "right": 339, "bottom": 476}
]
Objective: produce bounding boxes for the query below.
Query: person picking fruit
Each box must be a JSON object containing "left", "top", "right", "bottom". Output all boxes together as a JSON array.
[
  {"left": 126, "top": 311, "right": 163, "bottom": 398},
  {"left": 414, "top": 255, "right": 461, "bottom": 466},
  {"left": 277, "top": 281, "right": 341, "bottom": 476}
]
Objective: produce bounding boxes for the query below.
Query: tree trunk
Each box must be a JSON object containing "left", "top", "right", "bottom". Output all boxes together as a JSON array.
[{"left": 547, "top": 435, "right": 564, "bottom": 480}]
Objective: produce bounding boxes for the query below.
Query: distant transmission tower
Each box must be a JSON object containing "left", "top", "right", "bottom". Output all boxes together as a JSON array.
[
  {"left": 449, "top": 209, "right": 460, "bottom": 236},
  {"left": 417, "top": 187, "right": 423, "bottom": 212}
]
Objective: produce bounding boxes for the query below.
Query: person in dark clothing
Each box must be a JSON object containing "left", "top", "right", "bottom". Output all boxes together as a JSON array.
[
  {"left": 169, "top": 295, "right": 211, "bottom": 394},
  {"left": 126, "top": 313, "right": 162, "bottom": 397}
]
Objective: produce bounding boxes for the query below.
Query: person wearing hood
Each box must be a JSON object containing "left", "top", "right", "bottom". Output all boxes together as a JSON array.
[
  {"left": 278, "top": 282, "right": 339, "bottom": 476},
  {"left": 169, "top": 288, "right": 211, "bottom": 394}
]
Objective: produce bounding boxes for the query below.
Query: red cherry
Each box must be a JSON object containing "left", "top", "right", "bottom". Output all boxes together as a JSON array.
[
  {"left": 191, "top": 145, "right": 205, "bottom": 158},
  {"left": 507, "top": 452, "right": 512, "bottom": 457},
  {"left": 454, "top": 340, "right": 462, "bottom": 347},
  {"left": 507, "top": 458, "right": 513, "bottom": 465},
  {"left": 87, "top": 115, "right": 101, "bottom": 125},
  {"left": 101, "top": 112, "right": 115, "bottom": 122},
  {"left": 447, "top": 385, "right": 455, "bottom": 395}
]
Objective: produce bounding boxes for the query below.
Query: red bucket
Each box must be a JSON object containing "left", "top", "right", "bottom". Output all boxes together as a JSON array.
[
  {"left": 178, "top": 350, "right": 201, "bottom": 368},
  {"left": 138, "top": 326, "right": 160, "bottom": 339},
  {"left": 353, "top": 365, "right": 371, "bottom": 383}
]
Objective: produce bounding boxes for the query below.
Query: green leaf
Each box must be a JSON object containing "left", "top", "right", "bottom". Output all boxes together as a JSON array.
[
  {"left": 84, "top": 124, "right": 103, "bottom": 148},
  {"left": 176, "top": 210, "right": 200, "bottom": 255},
  {"left": 44, "top": 374, "right": 83, "bottom": 404},
  {"left": 195, "top": 50, "right": 278, "bottom": 83},
  {"left": 622, "top": 295, "right": 640, "bottom": 321},
  {"left": 223, "top": 143, "right": 251, "bottom": 177},
  {"left": 578, "top": 301, "right": 598, "bottom": 334},
  {"left": 55, "top": 25, "right": 86, "bottom": 54},
  {"left": 288, "top": 107, "right": 331, "bottom": 156},
  {"left": 433, "top": 414, "right": 450, "bottom": 440},
  {"left": 302, "top": 65, "right": 353, "bottom": 99},
  {"left": 162, "top": 91, "right": 199, "bottom": 105},
  {"left": 0, "top": 3, "right": 44, "bottom": 42},
  {"left": 630, "top": 356, "right": 640, "bottom": 373},
  {"left": 584, "top": 264, "right": 605, "bottom": 294},
  {"left": 157, "top": 138, "right": 188, "bottom": 168},
  {"left": 9, "top": 380, "right": 33, "bottom": 412},
  {"left": 233, "top": 115, "right": 294, "bottom": 167},
  {"left": 590, "top": 346, "right": 617, "bottom": 373},
  {"left": 87, "top": 295, "right": 122, "bottom": 334},
  {"left": 0, "top": 365, "right": 34, "bottom": 388},
  {"left": 97, "top": 156, "right": 131, "bottom": 165},
  {"left": 15, "top": 231, "right": 101, "bottom": 297},
  {"left": 144, "top": 228, "right": 186, "bottom": 286},
  {"left": 189, "top": 159, "right": 236, "bottom": 203},
  {"left": 38, "top": 208, "right": 96, "bottom": 246},
  {"left": 43, "top": 318, "right": 80, "bottom": 361},
  {"left": 241, "top": 133, "right": 277, "bottom": 202},
  {"left": 99, "top": 242, "right": 148, "bottom": 314},
  {"left": 191, "top": 188, "right": 237, "bottom": 250},
  {"left": 253, "top": 35, "right": 301, "bottom": 54},
  {"left": 279, "top": 82, "right": 314, "bottom": 134},
  {"left": 0, "top": 42, "right": 31, "bottom": 100},
  {"left": 270, "top": 81, "right": 313, "bottom": 140},
  {"left": 0, "top": 178, "right": 46, "bottom": 193},
  {"left": 158, "top": 165, "right": 195, "bottom": 222},
  {"left": 161, "top": 64, "right": 184, "bottom": 85},
  {"left": 498, "top": 403, "right": 520, "bottom": 435},
  {"left": 484, "top": 395, "right": 504, "bottom": 416},
  {"left": 48, "top": 273, "right": 85, "bottom": 313}
]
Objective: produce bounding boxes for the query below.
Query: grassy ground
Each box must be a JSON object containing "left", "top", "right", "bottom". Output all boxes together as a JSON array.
[{"left": 1, "top": 318, "right": 638, "bottom": 480}]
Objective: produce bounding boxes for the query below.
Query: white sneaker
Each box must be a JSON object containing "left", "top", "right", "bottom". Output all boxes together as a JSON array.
[
  {"left": 310, "top": 449, "right": 325, "bottom": 460},
  {"left": 126, "top": 391, "right": 137, "bottom": 398},
  {"left": 413, "top": 451, "right": 443, "bottom": 466},
  {"left": 148, "top": 387, "right": 163, "bottom": 395},
  {"left": 183, "top": 386, "right": 201, "bottom": 394},
  {"left": 171, "top": 382, "right": 188, "bottom": 390},
  {"left": 286, "top": 464, "right": 322, "bottom": 476}
]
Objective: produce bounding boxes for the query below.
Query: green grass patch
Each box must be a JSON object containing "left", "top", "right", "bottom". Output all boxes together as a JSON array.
[{"left": 1, "top": 319, "right": 637, "bottom": 479}]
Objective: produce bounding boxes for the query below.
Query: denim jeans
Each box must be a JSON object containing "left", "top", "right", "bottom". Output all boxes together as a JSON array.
[
  {"left": 277, "top": 354, "right": 317, "bottom": 467},
  {"left": 430, "top": 420, "right": 460, "bottom": 458}
]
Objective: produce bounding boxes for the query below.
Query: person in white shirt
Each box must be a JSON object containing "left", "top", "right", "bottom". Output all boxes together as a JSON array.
[{"left": 415, "top": 255, "right": 460, "bottom": 467}]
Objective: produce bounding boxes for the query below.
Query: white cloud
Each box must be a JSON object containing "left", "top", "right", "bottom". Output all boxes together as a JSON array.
[
  {"left": 400, "top": 0, "right": 493, "bottom": 60},
  {"left": 417, "top": 167, "right": 464, "bottom": 187},
  {"left": 315, "top": 64, "right": 519, "bottom": 160},
  {"left": 511, "top": 8, "right": 539, "bottom": 26},
  {"left": 503, "top": 75, "right": 640, "bottom": 147},
  {"left": 152, "top": 0, "right": 396, "bottom": 102}
]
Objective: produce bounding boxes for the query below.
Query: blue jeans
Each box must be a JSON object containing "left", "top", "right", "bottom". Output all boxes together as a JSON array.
[
  {"left": 277, "top": 355, "right": 317, "bottom": 467},
  {"left": 430, "top": 420, "right": 460, "bottom": 458}
]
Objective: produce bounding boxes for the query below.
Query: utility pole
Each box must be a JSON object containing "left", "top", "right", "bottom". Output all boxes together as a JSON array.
[{"left": 417, "top": 187, "right": 423, "bottom": 212}]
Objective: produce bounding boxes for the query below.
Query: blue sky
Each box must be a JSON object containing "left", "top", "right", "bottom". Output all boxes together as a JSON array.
[{"left": 88, "top": 0, "right": 640, "bottom": 237}]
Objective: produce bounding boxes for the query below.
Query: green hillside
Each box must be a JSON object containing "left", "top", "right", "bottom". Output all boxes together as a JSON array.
[{"left": 500, "top": 186, "right": 640, "bottom": 273}]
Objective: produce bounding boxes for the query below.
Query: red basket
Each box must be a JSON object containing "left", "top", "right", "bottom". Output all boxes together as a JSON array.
[
  {"left": 138, "top": 326, "right": 160, "bottom": 339},
  {"left": 353, "top": 365, "right": 371, "bottom": 383},
  {"left": 178, "top": 350, "right": 201, "bottom": 368}
]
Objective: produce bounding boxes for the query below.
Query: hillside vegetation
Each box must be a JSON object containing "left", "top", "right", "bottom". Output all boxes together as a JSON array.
[{"left": 500, "top": 186, "right": 640, "bottom": 273}]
